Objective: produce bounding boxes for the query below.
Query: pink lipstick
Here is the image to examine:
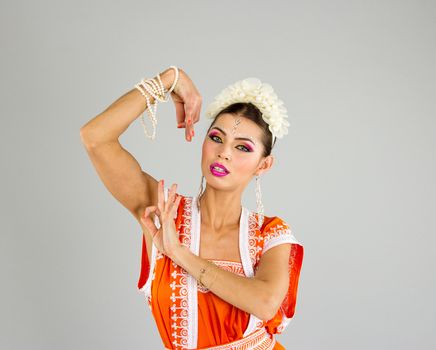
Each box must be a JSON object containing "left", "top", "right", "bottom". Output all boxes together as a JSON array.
[{"left": 210, "top": 162, "right": 229, "bottom": 177}]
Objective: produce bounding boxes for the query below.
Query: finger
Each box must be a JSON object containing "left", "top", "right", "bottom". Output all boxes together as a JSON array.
[
  {"left": 188, "top": 97, "right": 201, "bottom": 139},
  {"left": 171, "top": 194, "right": 182, "bottom": 215},
  {"left": 186, "top": 112, "right": 194, "bottom": 141},
  {"left": 166, "top": 183, "right": 177, "bottom": 210},
  {"left": 184, "top": 104, "right": 196, "bottom": 141},
  {"left": 141, "top": 206, "right": 159, "bottom": 237},
  {"left": 185, "top": 117, "right": 191, "bottom": 141},
  {"left": 189, "top": 118, "right": 195, "bottom": 139},
  {"left": 157, "top": 179, "right": 165, "bottom": 213}
]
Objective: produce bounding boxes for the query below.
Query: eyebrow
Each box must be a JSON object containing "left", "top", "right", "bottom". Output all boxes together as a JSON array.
[{"left": 209, "top": 126, "right": 256, "bottom": 145}]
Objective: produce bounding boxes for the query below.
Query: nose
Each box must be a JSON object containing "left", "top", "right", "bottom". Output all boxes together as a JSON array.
[
  {"left": 218, "top": 152, "right": 231, "bottom": 161},
  {"left": 217, "top": 142, "right": 232, "bottom": 161}
]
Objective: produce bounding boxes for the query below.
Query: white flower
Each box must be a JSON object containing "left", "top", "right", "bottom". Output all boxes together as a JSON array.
[{"left": 206, "top": 77, "right": 290, "bottom": 142}]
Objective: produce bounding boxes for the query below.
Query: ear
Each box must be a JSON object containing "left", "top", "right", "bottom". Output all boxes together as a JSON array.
[{"left": 255, "top": 155, "right": 274, "bottom": 176}]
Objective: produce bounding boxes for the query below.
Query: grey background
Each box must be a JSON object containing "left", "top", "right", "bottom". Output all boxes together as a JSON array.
[{"left": 1, "top": 0, "right": 435, "bottom": 349}]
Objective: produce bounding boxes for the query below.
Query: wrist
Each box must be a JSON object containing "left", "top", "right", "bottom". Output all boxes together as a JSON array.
[
  {"left": 159, "top": 67, "right": 178, "bottom": 93},
  {"left": 169, "top": 244, "right": 188, "bottom": 265}
]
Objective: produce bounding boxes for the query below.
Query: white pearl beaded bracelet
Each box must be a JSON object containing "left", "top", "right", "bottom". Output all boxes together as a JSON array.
[{"left": 134, "top": 66, "right": 179, "bottom": 140}]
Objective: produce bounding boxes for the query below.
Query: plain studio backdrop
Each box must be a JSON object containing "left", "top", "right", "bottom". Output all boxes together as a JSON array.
[{"left": 1, "top": 0, "right": 435, "bottom": 349}]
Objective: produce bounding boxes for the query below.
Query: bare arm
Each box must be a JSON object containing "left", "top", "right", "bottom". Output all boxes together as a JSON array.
[
  {"left": 79, "top": 68, "right": 177, "bottom": 217},
  {"left": 170, "top": 243, "right": 291, "bottom": 321},
  {"left": 79, "top": 67, "right": 202, "bottom": 223}
]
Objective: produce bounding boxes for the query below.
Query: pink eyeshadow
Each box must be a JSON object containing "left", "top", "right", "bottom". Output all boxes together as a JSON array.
[
  {"left": 209, "top": 131, "right": 254, "bottom": 151},
  {"left": 243, "top": 144, "right": 254, "bottom": 152}
]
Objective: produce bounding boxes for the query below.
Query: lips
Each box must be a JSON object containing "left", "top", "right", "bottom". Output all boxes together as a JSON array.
[{"left": 210, "top": 162, "right": 230, "bottom": 174}]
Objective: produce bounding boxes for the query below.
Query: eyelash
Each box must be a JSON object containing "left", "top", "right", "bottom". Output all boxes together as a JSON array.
[{"left": 208, "top": 134, "right": 252, "bottom": 152}]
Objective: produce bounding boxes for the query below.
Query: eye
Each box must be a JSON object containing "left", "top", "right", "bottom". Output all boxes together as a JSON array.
[
  {"left": 237, "top": 145, "right": 251, "bottom": 152},
  {"left": 209, "top": 134, "right": 222, "bottom": 143},
  {"left": 208, "top": 134, "right": 252, "bottom": 152}
]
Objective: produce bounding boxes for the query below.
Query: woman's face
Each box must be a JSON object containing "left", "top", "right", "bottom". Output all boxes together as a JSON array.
[{"left": 201, "top": 113, "right": 271, "bottom": 191}]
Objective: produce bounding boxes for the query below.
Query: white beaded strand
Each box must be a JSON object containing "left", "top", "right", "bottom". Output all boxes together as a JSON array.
[
  {"left": 139, "top": 77, "right": 166, "bottom": 101},
  {"left": 166, "top": 66, "right": 179, "bottom": 95},
  {"left": 134, "top": 66, "right": 180, "bottom": 141},
  {"left": 135, "top": 83, "right": 158, "bottom": 139}
]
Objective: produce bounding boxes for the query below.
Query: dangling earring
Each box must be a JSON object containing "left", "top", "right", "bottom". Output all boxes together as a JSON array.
[
  {"left": 196, "top": 175, "right": 205, "bottom": 211},
  {"left": 255, "top": 175, "right": 264, "bottom": 231}
]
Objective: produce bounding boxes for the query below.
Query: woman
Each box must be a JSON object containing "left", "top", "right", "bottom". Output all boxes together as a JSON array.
[{"left": 80, "top": 66, "right": 304, "bottom": 349}]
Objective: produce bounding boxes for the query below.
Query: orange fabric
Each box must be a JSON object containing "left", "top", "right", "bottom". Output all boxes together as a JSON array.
[
  {"left": 137, "top": 193, "right": 304, "bottom": 349},
  {"left": 196, "top": 260, "right": 251, "bottom": 346},
  {"left": 273, "top": 340, "right": 286, "bottom": 350}
]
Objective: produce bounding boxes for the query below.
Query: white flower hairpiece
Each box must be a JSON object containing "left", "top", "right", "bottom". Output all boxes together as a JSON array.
[{"left": 205, "top": 77, "right": 290, "bottom": 146}]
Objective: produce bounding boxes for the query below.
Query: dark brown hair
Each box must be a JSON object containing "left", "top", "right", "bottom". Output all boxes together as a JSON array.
[{"left": 206, "top": 102, "right": 276, "bottom": 157}]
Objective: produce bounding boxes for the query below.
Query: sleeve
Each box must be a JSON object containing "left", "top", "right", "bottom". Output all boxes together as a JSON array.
[
  {"left": 262, "top": 217, "right": 304, "bottom": 334},
  {"left": 262, "top": 216, "right": 300, "bottom": 253},
  {"left": 137, "top": 233, "right": 151, "bottom": 291}
]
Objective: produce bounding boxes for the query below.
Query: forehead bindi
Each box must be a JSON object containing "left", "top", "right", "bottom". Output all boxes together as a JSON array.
[{"left": 210, "top": 126, "right": 257, "bottom": 145}]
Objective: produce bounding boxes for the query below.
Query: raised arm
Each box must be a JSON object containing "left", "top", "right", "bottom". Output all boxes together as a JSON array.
[{"left": 79, "top": 67, "right": 202, "bottom": 226}]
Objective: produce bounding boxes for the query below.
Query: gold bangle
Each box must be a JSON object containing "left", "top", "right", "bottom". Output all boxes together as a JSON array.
[
  {"left": 199, "top": 267, "right": 206, "bottom": 287},
  {"left": 199, "top": 264, "right": 219, "bottom": 289}
]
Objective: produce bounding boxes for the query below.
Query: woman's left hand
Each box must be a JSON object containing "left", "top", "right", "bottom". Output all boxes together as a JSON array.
[{"left": 140, "top": 180, "right": 183, "bottom": 258}]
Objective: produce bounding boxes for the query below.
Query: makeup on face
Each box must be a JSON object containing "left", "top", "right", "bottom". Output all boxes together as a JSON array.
[{"left": 208, "top": 126, "right": 256, "bottom": 152}]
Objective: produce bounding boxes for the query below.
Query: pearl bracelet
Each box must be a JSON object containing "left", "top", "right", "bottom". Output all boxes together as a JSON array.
[{"left": 134, "top": 66, "right": 180, "bottom": 140}]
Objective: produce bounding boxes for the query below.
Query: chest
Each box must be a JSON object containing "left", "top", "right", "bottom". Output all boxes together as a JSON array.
[{"left": 198, "top": 223, "right": 242, "bottom": 263}]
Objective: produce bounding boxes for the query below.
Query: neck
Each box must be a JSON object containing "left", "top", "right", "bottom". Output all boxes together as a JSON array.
[{"left": 198, "top": 186, "right": 242, "bottom": 232}]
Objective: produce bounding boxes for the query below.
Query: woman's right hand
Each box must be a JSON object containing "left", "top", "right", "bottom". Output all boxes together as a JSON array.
[
  {"left": 140, "top": 181, "right": 183, "bottom": 258},
  {"left": 166, "top": 68, "right": 202, "bottom": 142}
]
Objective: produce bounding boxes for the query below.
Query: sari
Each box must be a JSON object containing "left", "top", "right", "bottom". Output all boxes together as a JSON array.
[{"left": 137, "top": 188, "right": 304, "bottom": 349}]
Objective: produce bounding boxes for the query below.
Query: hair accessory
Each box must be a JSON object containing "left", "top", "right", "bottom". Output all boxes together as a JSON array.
[
  {"left": 205, "top": 77, "right": 290, "bottom": 148},
  {"left": 231, "top": 117, "right": 242, "bottom": 134},
  {"left": 134, "top": 66, "right": 179, "bottom": 140}
]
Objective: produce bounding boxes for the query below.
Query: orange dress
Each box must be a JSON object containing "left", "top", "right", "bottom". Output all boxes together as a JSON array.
[{"left": 137, "top": 188, "right": 304, "bottom": 349}]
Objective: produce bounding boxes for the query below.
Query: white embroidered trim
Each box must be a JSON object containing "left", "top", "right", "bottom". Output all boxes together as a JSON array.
[
  {"left": 170, "top": 191, "right": 192, "bottom": 350},
  {"left": 188, "top": 194, "right": 200, "bottom": 349},
  {"left": 242, "top": 212, "right": 265, "bottom": 337},
  {"left": 194, "top": 327, "right": 276, "bottom": 350},
  {"left": 248, "top": 212, "right": 264, "bottom": 268},
  {"left": 263, "top": 227, "right": 300, "bottom": 254},
  {"left": 239, "top": 207, "right": 253, "bottom": 278}
]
